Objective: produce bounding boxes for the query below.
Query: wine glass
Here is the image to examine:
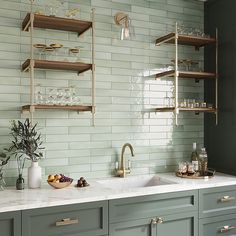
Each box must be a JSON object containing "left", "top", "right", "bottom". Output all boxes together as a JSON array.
[{"left": 33, "top": 44, "right": 46, "bottom": 60}]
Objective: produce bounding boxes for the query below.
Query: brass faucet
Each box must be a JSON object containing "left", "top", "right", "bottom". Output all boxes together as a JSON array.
[{"left": 116, "top": 143, "right": 134, "bottom": 178}]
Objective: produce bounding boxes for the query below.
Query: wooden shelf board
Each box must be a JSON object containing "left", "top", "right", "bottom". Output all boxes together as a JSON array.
[
  {"left": 155, "top": 70, "right": 216, "bottom": 79},
  {"left": 156, "top": 32, "right": 216, "bottom": 48},
  {"left": 22, "top": 104, "right": 93, "bottom": 112},
  {"left": 22, "top": 59, "right": 92, "bottom": 73},
  {"left": 155, "top": 107, "right": 217, "bottom": 113},
  {"left": 22, "top": 13, "right": 92, "bottom": 35}
]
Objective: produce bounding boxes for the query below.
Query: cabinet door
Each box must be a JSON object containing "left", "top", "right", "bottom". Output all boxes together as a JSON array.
[
  {"left": 110, "top": 218, "right": 156, "bottom": 236},
  {"left": 0, "top": 211, "right": 21, "bottom": 236},
  {"left": 156, "top": 212, "right": 198, "bottom": 236}
]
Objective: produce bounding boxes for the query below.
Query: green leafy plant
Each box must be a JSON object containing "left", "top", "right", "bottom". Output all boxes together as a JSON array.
[
  {"left": 8, "top": 119, "right": 44, "bottom": 174},
  {"left": 0, "top": 152, "right": 10, "bottom": 173}
]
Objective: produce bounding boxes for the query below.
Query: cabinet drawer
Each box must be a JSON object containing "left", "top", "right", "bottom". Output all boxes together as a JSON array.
[
  {"left": 109, "top": 190, "right": 198, "bottom": 223},
  {"left": 22, "top": 201, "right": 108, "bottom": 236},
  {"left": 199, "top": 185, "right": 236, "bottom": 218},
  {"left": 199, "top": 213, "right": 236, "bottom": 236}
]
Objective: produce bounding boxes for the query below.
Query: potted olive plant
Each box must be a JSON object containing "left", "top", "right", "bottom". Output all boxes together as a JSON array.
[{"left": 9, "top": 118, "right": 44, "bottom": 189}]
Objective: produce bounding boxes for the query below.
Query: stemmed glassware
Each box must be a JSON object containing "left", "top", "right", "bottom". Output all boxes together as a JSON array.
[
  {"left": 33, "top": 44, "right": 46, "bottom": 60},
  {"left": 35, "top": 84, "right": 44, "bottom": 104},
  {"left": 69, "top": 47, "right": 80, "bottom": 62}
]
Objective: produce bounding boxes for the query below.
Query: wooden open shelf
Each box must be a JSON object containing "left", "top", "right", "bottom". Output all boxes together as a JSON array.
[
  {"left": 155, "top": 70, "right": 216, "bottom": 80},
  {"left": 22, "top": 104, "right": 93, "bottom": 112},
  {"left": 22, "top": 13, "right": 92, "bottom": 35},
  {"left": 156, "top": 107, "right": 217, "bottom": 113},
  {"left": 156, "top": 32, "right": 216, "bottom": 49},
  {"left": 22, "top": 59, "right": 92, "bottom": 73}
]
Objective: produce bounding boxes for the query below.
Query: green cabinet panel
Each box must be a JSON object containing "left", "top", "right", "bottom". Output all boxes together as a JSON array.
[
  {"left": 0, "top": 211, "right": 21, "bottom": 236},
  {"left": 110, "top": 218, "right": 155, "bottom": 236},
  {"left": 22, "top": 201, "right": 108, "bottom": 236},
  {"left": 199, "top": 213, "right": 236, "bottom": 236},
  {"left": 110, "top": 211, "right": 198, "bottom": 236},
  {"left": 199, "top": 185, "right": 236, "bottom": 218},
  {"left": 156, "top": 212, "right": 198, "bottom": 236},
  {"left": 110, "top": 190, "right": 198, "bottom": 223}
]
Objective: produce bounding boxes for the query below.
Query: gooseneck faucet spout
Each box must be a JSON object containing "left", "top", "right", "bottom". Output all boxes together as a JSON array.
[{"left": 117, "top": 143, "right": 134, "bottom": 178}]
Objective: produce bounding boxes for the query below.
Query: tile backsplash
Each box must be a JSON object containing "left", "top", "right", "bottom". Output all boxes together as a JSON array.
[{"left": 1, "top": 0, "right": 204, "bottom": 185}]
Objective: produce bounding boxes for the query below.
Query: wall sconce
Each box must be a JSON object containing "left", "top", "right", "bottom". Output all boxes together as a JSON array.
[{"left": 114, "top": 12, "right": 134, "bottom": 40}]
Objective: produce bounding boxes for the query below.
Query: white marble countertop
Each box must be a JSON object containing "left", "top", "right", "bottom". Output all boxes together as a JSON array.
[{"left": 1, "top": 172, "right": 236, "bottom": 213}]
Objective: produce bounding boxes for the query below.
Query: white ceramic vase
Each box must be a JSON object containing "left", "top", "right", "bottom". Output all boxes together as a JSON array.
[{"left": 28, "top": 161, "right": 42, "bottom": 189}]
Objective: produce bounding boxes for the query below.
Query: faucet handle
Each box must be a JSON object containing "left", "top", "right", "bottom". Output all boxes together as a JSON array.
[
  {"left": 115, "top": 161, "right": 119, "bottom": 170},
  {"left": 128, "top": 160, "right": 131, "bottom": 170}
]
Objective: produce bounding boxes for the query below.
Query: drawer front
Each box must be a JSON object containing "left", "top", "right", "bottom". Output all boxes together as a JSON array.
[
  {"left": 0, "top": 211, "right": 21, "bottom": 236},
  {"left": 199, "top": 185, "right": 236, "bottom": 218},
  {"left": 22, "top": 201, "right": 108, "bottom": 236},
  {"left": 109, "top": 190, "right": 198, "bottom": 223},
  {"left": 199, "top": 213, "right": 236, "bottom": 236}
]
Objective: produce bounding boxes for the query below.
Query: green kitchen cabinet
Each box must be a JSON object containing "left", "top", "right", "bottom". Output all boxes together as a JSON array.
[
  {"left": 0, "top": 211, "right": 21, "bottom": 236},
  {"left": 109, "top": 190, "right": 198, "bottom": 236},
  {"left": 22, "top": 200, "right": 108, "bottom": 236},
  {"left": 199, "top": 185, "right": 236, "bottom": 236}
]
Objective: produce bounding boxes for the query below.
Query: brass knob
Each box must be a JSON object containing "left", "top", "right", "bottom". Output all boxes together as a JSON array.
[
  {"left": 151, "top": 218, "right": 157, "bottom": 225},
  {"left": 156, "top": 217, "right": 164, "bottom": 224}
]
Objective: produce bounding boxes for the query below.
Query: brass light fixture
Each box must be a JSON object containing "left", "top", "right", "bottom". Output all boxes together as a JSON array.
[{"left": 114, "top": 12, "right": 133, "bottom": 40}]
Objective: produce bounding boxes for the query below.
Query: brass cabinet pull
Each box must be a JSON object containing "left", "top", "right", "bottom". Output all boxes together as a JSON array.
[
  {"left": 151, "top": 218, "right": 157, "bottom": 225},
  {"left": 56, "top": 218, "right": 79, "bottom": 226},
  {"left": 219, "top": 225, "right": 236, "bottom": 233},
  {"left": 156, "top": 217, "right": 164, "bottom": 224},
  {"left": 219, "top": 196, "right": 235, "bottom": 203}
]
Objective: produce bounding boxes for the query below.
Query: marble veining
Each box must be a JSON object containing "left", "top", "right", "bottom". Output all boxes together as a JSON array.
[{"left": 0, "top": 172, "right": 236, "bottom": 213}]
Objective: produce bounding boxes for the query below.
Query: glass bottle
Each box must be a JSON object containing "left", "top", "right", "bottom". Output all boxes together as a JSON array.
[
  {"left": 191, "top": 142, "right": 199, "bottom": 172},
  {"left": 198, "top": 147, "right": 208, "bottom": 176},
  {"left": 16, "top": 174, "right": 24, "bottom": 190}
]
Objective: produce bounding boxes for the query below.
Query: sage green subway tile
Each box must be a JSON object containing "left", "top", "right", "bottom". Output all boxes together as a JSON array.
[
  {"left": 70, "top": 141, "right": 112, "bottom": 150},
  {"left": 69, "top": 126, "right": 111, "bottom": 134},
  {"left": 0, "top": 1, "right": 21, "bottom": 10},
  {"left": 46, "top": 134, "right": 90, "bottom": 143},
  {"left": 69, "top": 156, "right": 91, "bottom": 165},
  {"left": 95, "top": 36, "right": 111, "bottom": 45},
  {"left": 95, "top": 22, "right": 112, "bottom": 31},
  {"left": 0, "top": 0, "right": 205, "bottom": 184},
  {"left": 132, "top": 6, "right": 167, "bottom": 17},
  {"left": 96, "top": 59, "right": 131, "bottom": 69},
  {"left": 40, "top": 158, "right": 68, "bottom": 167},
  {"left": 0, "top": 25, "right": 20, "bottom": 37},
  {"left": 44, "top": 143, "right": 69, "bottom": 151},
  {"left": 91, "top": 162, "right": 112, "bottom": 171},
  {"left": 0, "top": 8, "right": 20, "bottom": 19},
  {"left": 45, "top": 164, "right": 90, "bottom": 175},
  {"left": 91, "top": 0, "right": 113, "bottom": 8},
  {"left": 96, "top": 66, "right": 112, "bottom": 74},
  {"left": 95, "top": 7, "right": 112, "bottom": 16},
  {"left": 69, "top": 0, "right": 91, "bottom": 5},
  {"left": 95, "top": 51, "right": 112, "bottom": 60},
  {"left": 46, "top": 118, "right": 90, "bottom": 127}
]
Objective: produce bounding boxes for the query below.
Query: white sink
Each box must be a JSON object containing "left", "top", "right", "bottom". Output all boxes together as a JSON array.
[{"left": 96, "top": 175, "right": 176, "bottom": 190}]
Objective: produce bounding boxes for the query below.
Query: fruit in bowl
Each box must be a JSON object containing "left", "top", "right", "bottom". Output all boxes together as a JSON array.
[{"left": 47, "top": 174, "right": 73, "bottom": 189}]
